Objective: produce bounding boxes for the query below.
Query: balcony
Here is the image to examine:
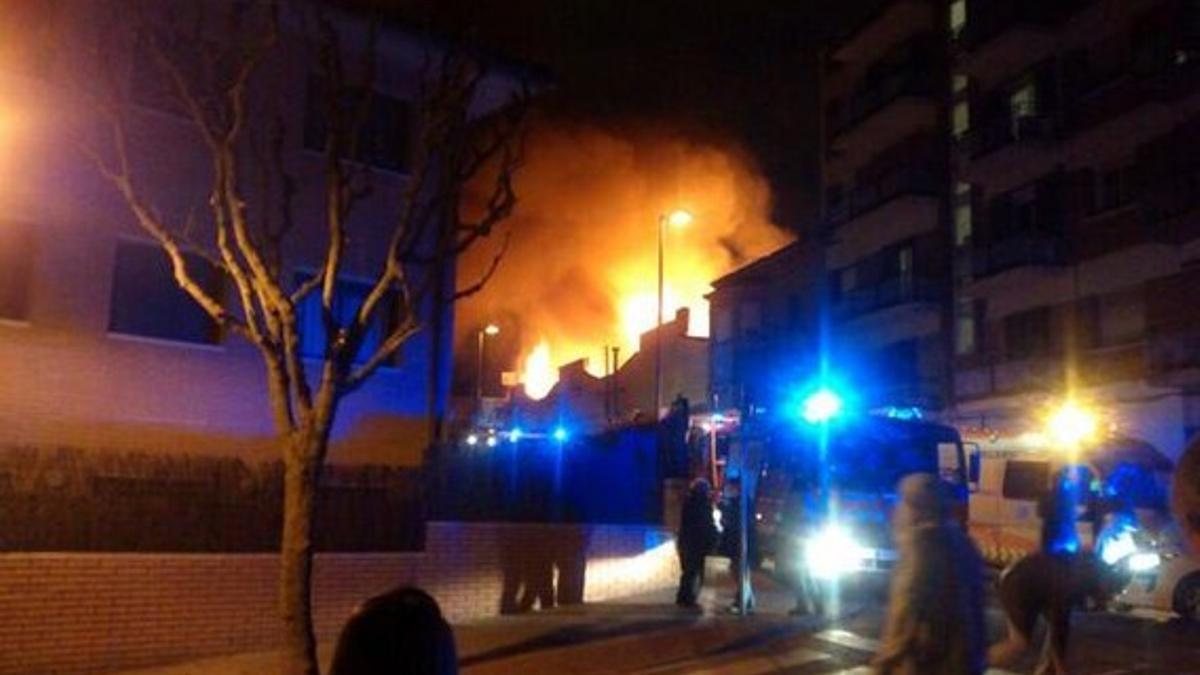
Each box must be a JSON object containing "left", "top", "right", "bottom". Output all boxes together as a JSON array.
[
  {"left": 831, "top": 68, "right": 938, "bottom": 136},
  {"left": 831, "top": 166, "right": 942, "bottom": 228},
  {"left": 1068, "top": 54, "right": 1200, "bottom": 137},
  {"left": 959, "top": 0, "right": 1085, "bottom": 51},
  {"left": 831, "top": 0, "right": 935, "bottom": 64},
  {"left": 956, "top": 114, "right": 1058, "bottom": 190},
  {"left": 834, "top": 277, "right": 944, "bottom": 320},
  {"left": 969, "top": 233, "right": 1066, "bottom": 281},
  {"left": 955, "top": 355, "right": 1066, "bottom": 401}
]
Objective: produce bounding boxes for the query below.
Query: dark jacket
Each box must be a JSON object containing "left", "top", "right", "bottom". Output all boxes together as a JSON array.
[{"left": 678, "top": 490, "right": 718, "bottom": 558}]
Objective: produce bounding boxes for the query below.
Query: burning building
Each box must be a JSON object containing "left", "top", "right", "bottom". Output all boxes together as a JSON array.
[{"left": 454, "top": 121, "right": 793, "bottom": 411}]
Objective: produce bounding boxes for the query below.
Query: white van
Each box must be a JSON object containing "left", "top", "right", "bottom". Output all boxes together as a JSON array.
[{"left": 964, "top": 438, "right": 1199, "bottom": 620}]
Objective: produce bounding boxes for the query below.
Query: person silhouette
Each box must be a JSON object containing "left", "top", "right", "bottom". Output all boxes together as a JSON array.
[{"left": 329, "top": 586, "right": 458, "bottom": 675}]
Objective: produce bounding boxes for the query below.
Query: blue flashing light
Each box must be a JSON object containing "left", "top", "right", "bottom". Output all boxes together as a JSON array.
[
  {"left": 882, "top": 405, "right": 923, "bottom": 421},
  {"left": 508, "top": 428, "right": 523, "bottom": 443},
  {"left": 800, "top": 388, "right": 843, "bottom": 424},
  {"left": 552, "top": 426, "right": 569, "bottom": 443}
]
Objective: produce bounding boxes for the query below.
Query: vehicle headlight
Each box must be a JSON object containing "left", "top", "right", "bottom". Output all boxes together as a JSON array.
[
  {"left": 804, "top": 525, "right": 869, "bottom": 579},
  {"left": 1127, "top": 552, "right": 1161, "bottom": 573}
]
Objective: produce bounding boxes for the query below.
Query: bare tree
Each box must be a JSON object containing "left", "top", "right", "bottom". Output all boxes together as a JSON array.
[{"left": 80, "top": 2, "right": 528, "bottom": 671}]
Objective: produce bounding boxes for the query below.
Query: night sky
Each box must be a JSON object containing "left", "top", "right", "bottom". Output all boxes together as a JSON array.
[{"left": 375, "top": 0, "right": 879, "bottom": 229}]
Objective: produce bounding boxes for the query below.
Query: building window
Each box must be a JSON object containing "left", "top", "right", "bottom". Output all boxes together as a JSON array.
[
  {"left": 1004, "top": 307, "right": 1053, "bottom": 358},
  {"left": 949, "top": 0, "right": 967, "bottom": 40},
  {"left": 952, "top": 73, "right": 969, "bottom": 95},
  {"left": 1002, "top": 460, "right": 1049, "bottom": 501},
  {"left": 955, "top": 299, "right": 981, "bottom": 356},
  {"left": 0, "top": 225, "right": 34, "bottom": 321},
  {"left": 295, "top": 275, "right": 400, "bottom": 365},
  {"left": 1009, "top": 76, "right": 1039, "bottom": 139},
  {"left": 109, "top": 241, "right": 223, "bottom": 344},
  {"left": 954, "top": 182, "right": 973, "bottom": 247},
  {"left": 304, "top": 76, "right": 412, "bottom": 173},
  {"left": 897, "top": 244, "right": 914, "bottom": 299},
  {"left": 952, "top": 99, "right": 971, "bottom": 139}
]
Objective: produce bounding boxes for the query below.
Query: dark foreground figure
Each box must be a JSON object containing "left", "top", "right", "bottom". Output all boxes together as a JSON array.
[
  {"left": 329, "top": 586, "right": 458, "bottom": 675},
  {"left": 676, "top": 478, "right": 718, "bottom": 607},
  {"left": 989, "top": 552, "right": 1124, "bottom": 675},
  {"left": 873, "top": 473, "right": 987, "bottom": 675}
]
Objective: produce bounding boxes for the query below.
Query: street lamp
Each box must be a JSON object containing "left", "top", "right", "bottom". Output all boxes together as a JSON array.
[
  {"left": 476, "top": 323, "right": 500, "bottom": 405},
  {"left": 1046, "top": 400, "right": 1097, "bottom": 447},
  {"left": 655, "top": 209, "right": 692, "bottom": 418}
]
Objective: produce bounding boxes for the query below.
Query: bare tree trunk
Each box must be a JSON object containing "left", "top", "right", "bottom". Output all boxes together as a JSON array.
[{"left": 279, "top": 432, "right": 325, "bottom": 675}]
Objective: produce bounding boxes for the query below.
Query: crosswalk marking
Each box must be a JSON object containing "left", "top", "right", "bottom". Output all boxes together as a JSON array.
[{"left": 813, "top": 629, "right": 1022, "bottom": 675}]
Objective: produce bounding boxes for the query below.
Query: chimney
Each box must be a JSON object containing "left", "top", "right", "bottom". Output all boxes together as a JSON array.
[{"left": 674, "top": 307, "right": 689, "bottom": 335}]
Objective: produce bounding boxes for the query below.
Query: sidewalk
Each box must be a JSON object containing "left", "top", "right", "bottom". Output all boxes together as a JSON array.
[{"left": 118, "top": 569, "right": 817, "bottom": 674}]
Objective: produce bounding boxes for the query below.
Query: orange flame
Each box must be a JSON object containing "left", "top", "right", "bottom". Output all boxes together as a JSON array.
[
  {"left": 458, "top": 124, "right": 792, "bottom": 401},
  {"left": 521, "top": 340, "right": 556, "bottom": 399}
]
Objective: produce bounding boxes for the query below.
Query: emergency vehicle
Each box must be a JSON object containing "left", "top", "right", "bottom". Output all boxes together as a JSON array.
[
  {"left": 696, "top": 406, "right": 970, "bottom": 585},
  {"left": 962, "top": 428, "right": 1199, "bottom": 620}
]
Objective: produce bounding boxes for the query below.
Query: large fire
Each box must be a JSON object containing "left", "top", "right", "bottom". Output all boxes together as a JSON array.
[{"left": 461, "top": 122, "right": 791, "bottom": 400}]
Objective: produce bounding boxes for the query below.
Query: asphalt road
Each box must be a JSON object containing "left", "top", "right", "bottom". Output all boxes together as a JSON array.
[{"left": 459, "top": 571, "right": 1200, "bottom": 675}]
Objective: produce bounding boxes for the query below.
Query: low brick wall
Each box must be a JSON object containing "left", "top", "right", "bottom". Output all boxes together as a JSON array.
[{"left": 0, "top": 522, "right": 679, "bottom": 674}]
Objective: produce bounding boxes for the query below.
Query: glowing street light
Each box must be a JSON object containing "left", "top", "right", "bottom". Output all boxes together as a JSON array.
[
  {"left": 483, "top": 323, "right": 500, "bottom": 336},
  {"left": 465, "top": 433, "right": 479, "bottom": 446},
  {"left": 1046, "top": 401, "right": 1098, "bottom": 447},
  {"left": 666, "top": 209, "right": 693, "bottom": 228},
  {"left": 800, "top": 387, "right": 844, "bottom": 424},
  {"left": 655, "top": 208, "right": 693, "bottom": 418},
  {"left": 1047, "top": 401, "right": 1097, "bottom": 446}
]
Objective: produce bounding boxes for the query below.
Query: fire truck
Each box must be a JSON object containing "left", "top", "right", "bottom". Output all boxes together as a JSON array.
[{"left": 696, "top": 403, "right": 970, "bottom": 586}]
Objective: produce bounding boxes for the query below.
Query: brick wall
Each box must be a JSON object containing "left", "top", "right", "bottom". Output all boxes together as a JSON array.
[{"left": 0, "top": 522, "right": 679, "bottom": 674}]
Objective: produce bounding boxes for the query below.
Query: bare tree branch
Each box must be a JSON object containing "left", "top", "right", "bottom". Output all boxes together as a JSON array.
[{"left": 453, "top": 228, "right": 511, "bottom": 302}]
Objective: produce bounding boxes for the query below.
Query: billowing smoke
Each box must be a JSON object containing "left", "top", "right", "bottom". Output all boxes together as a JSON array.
[{"left": 457, "top": 120, "right": 792, "bottom": 395}]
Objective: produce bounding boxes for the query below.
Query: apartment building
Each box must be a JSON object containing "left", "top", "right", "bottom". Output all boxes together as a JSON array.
[
  {"left": 0, "top": 2, "right": 525, "bottom": 470},
  {"left": 948, "top": 0, "right": 1200, "bottom": 459},
  {"left": 820, "top": 0, "right": 954, "bottom": 411}
]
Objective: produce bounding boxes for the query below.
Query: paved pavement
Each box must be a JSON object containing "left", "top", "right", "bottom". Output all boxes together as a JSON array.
[
  {"left": 120, "top": 568, "right": 1200, "bottom": 674},
  {"left": 461, "top": 570, "right": 1200, "bottom": 675}
]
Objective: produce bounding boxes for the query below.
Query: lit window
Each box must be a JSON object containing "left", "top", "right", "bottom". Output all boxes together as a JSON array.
[
  {"left": 295, "top": 274, "right": 400, "bottom": 364},
  {"left": 953, "top": 100, "right": 971, "bottom": 138},
  {"left": 953, "top": 74, "right": 969, "bottom": 95},
  {"left": 949, "top": 0, "right": 967, "bottom": 39},
  {"left": 897, "top": 245, "right": 914, "bottom": 299},
  {"left": 109, "top": 241, "right": 223, "bottom": 344},
  {"left": 954, "top": 182, "right": 973, "bottom": 247},
  {"left": 1009, "top": 78, "right": 1039, "bottom": 136},
  {"left": 955, "top": 300, "right": 979, "bottom": 356},
  {"left": 0, "top": 224, "right": 34, "bottom": 321}
]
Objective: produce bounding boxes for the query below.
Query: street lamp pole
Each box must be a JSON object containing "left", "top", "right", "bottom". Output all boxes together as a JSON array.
[
  {"left": 476, "top": 323, "right": 500, "bottom": 407},
  {"left": 655, "top": 214, "right": 665, "bottom": 419},
  {"left": 655, "top": 209, "right": 692, "bottom": 419}
]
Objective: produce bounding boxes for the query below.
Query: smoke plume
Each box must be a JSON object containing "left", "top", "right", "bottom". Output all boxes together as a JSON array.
[{"left": 457, "top": 120, "right": 793, "bottom": 388}]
